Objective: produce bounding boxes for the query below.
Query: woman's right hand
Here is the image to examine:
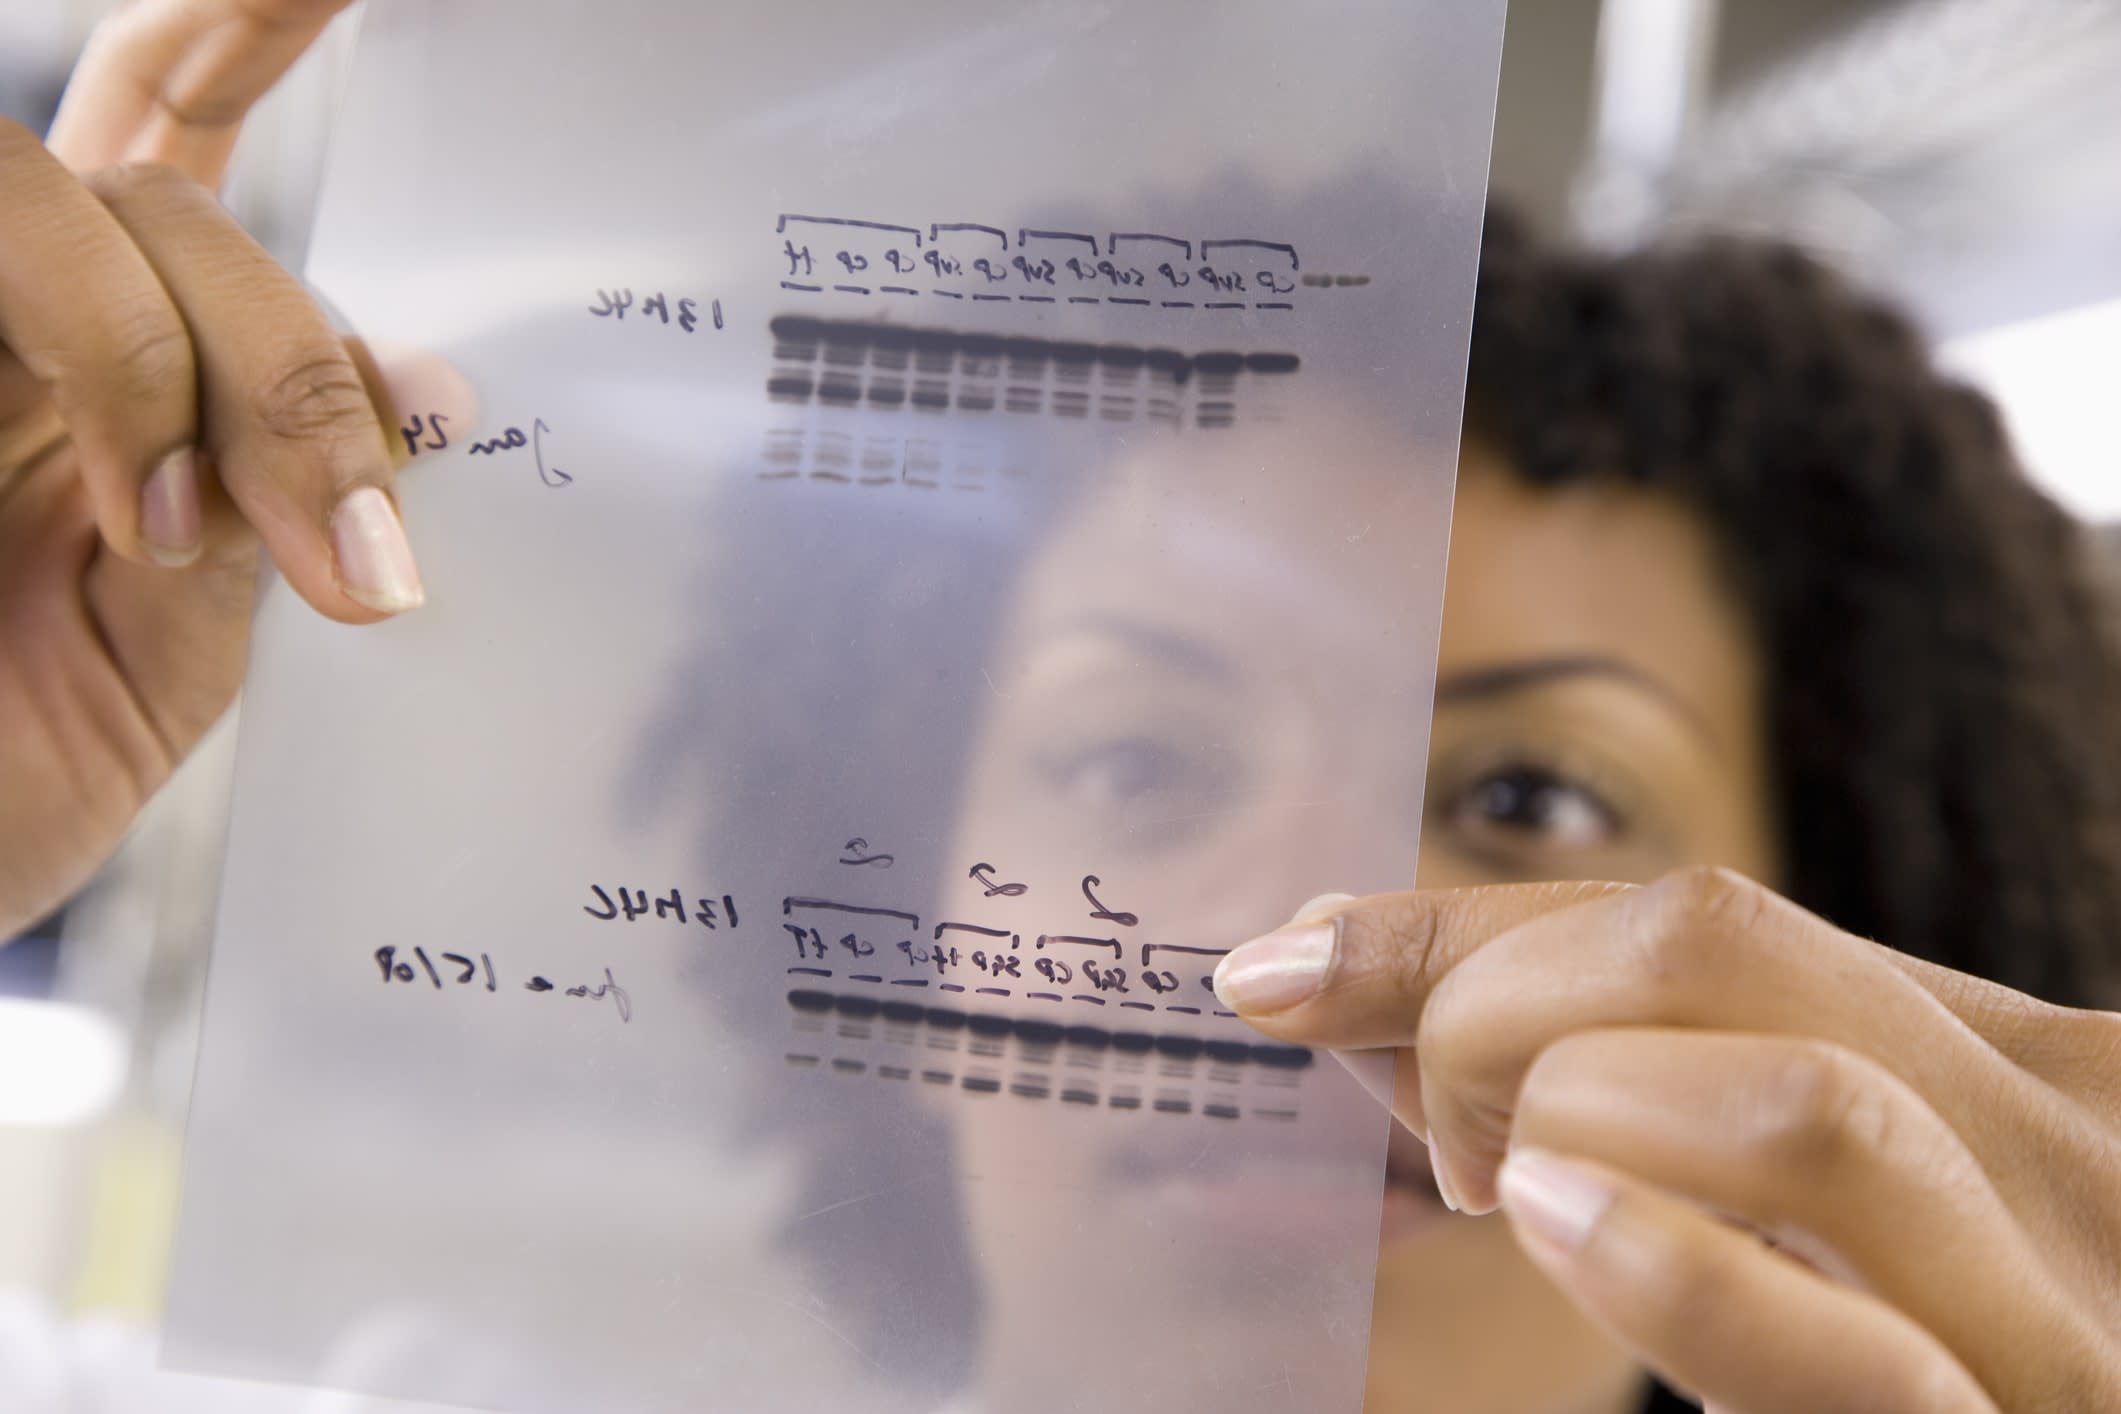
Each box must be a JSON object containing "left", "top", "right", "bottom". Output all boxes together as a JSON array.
[{"left": 1, "top": 0, "right": 419, "bottom": 936}]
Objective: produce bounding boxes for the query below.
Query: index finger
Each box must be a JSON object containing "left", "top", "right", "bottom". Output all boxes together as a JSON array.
[
  {"left": 0, "top": 124, "right": 199, "bottom": 565},
  {"left": 1218, "top": 872, "right": 2101, "bottom": 1223},
  {"left": 46, "top": 0, "right": 356, "bottom": 186},
  {"left": 1210, "top": 880, "right": 1628, "bottom": 1049},
  {"left": 1215, "top": 874, "right": 2104, "bottom": 1079}
]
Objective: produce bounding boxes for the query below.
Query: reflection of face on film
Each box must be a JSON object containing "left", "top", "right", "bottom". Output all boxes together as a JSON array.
[
  {"left": 921, "top": 400, "right": 1438, "bottom": 1412},
  {"left": 928, "top": 389, "right": 1784, "bottom": 1413},
  {"left": 952, "top": 400, "right": 1445, "bottom": 954}
]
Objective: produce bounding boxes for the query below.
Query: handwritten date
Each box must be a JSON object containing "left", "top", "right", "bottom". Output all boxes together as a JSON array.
[{"left": 375, "top": 946, "right": 631, "bottom": 1024}]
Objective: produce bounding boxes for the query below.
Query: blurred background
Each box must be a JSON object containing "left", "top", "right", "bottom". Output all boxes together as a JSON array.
[{"left": 0, "top": 0, "right": 2117, "bottom": 1380}]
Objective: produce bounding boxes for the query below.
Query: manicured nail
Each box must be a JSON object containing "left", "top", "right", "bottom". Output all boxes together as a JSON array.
[
  {"left": 1498, "top": 1148, "right": 1613, "bottom": 1252},
  {"left": 330, "top": 486, "right": 424, "bottom": 614},
  {"left": 140, "top": 448, "right": 203, "bottom": 567},
  {"left": 1212, "top": 923, "right": 1334, "bottom": 1014},
  {"left": 1431, "top": 1153, "right": 1465, "bottom": 1213}
]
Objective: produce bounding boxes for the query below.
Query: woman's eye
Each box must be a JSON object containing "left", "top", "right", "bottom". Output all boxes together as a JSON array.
[
  {"left": 1040, "top": 736, "right": 1223, "bottom": 812},
  {"left": 1446, "top": 764, "right": 1620, "bottom": 850},
  {"left": 1030, "top": 732, "right": 1248, "bottom": 844}
]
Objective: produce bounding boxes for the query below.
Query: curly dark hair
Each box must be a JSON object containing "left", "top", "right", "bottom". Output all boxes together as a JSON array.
[{"left": 1464, "top": 208, "right": 2121, "bottom": 1013}]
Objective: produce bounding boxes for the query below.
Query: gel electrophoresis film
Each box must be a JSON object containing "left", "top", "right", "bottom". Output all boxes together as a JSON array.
[{"left": 165, "top": 3, "right": 1504, "bottom": 1410}]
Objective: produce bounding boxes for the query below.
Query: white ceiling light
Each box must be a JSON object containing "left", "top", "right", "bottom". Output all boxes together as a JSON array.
[{"left": 0, "top": 998, "right": 127, "bottom": 1128}]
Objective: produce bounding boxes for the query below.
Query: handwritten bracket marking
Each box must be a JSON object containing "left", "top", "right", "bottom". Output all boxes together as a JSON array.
[
  {"left": 1202, "top": 238, "right": 1299, "bottom": 272},
  {"left": 930, "top": 222, "right": 1009, "bottom": 249},
  {"left": 1036, "top": 934, "right": 1123, "bottom": 960},
  {"left": 1141, "top": 942, "right": 1230, "bottom": 970},
  {"left": 778, "top": 214, "right": 924, "bottom": 246},
  {"left": 782, "top": 897, "right": 921, "bottom": 929},
  {"left": 936, "top": 920, "right": 1014, "bottom": 940},
  {"left": 1110, "top": 232, "right": 1192, "bottom": 260},
  {"left": 1019, "top": 228, "right": 1099, "bottom": 256}
]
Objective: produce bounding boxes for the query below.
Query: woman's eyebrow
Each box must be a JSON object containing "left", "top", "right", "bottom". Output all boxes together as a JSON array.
[
  {"left": 1038, "top": 616, "right": 1242, "bottom": 685},
  {"left": 1434, "top": 654, "right": 1719, "bottom": 746}
]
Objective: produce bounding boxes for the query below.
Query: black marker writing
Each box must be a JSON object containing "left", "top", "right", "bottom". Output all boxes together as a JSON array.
[
  {"left": 374, "top": 948, "right": 626, "bottom": 1025},
  {"left": 839, "top": 837, "right": 895, "bottom": 868},
  {"left": 398, "top": 412, "right": 450, "bottom": 459},
  {"left": 566, "top": 967, "right": 633, "bottom": 1023},
  {"left": 582, "top": 883, "right": 739, "bottom": 930},
  {"left": 592, "top": 286, "right": 712, "bottom": 333},
  {"left": 1080, "top": 875, "right": 1139, "bottom": 927},
  {"left": 469, "top": 427, "right": 529, "bottom": 456},
  {"left": 458, "top": 416, "right": 568, "bottom": 489},
  {"left": 969, "top": 862, "right": 1028, "bottom": 898},
  {"left": 533, "top": 417, "right": 569, "bottom": 488}
]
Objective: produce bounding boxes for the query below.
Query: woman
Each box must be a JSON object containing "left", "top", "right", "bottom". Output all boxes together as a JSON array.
[
  {"left": 4, "top": 4, "right": 2119, "bottom": 1411},
  {"left": 918, "top": 207, "right": 2121, "bottom": 1412},
  {"left": 1284, "top": 214, "right": 2121, "bottom": 1410}
]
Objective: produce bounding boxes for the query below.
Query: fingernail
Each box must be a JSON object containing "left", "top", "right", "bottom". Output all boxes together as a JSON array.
[
  {"left": 1289, "top": 891, "right": 1358, "bottom": 926},
  {"left": 1431, "top": 1154, "right": 1465, "bottom": 1213},
  {"left": 1498, "top": 1148, "right": 1613, "bottom": 1252},
  {"left": 140, "top": 449, "right": 203, "bottom": 567},
  {"left": 330, "top": 486, "right": 424, "bottom": 614},
  {"left": 1212, "top": 924, "right": 1334, "bottom": 1014}
]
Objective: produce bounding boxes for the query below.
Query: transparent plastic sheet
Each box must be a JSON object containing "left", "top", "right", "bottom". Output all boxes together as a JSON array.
[{"left": 165, "top": 3, "right": 1504, "bottom": 1411}]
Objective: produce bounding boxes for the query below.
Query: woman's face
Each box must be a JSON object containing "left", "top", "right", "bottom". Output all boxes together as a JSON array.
[
  {"left": 1367, "top": 440, "right": 1780, "bottom": 1414},
  {"left": 941, "top": 425, "right": 1779, "bottom": 1413}
]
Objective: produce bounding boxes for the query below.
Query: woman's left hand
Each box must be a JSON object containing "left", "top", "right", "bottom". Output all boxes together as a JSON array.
[{"left": 1214, "top": 869, "right": 2121, "bottom": 1412}]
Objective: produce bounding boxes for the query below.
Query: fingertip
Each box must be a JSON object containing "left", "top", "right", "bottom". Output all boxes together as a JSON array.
[
  {"left": 370, "top": 340, "right": 480, "bottom": 437},
  {"left": 1444, "top": 1153, "right": 1495, "bottom": 1216},
  {"left": 1210, "top": 922, "right": 1335, "bottom": 1016},
  {"left": 1417, "top": 1072, "right": 1494, "bottom": 1215},
  {"left": 1207, "top": 892, "right": 1357, "bottom": 1018},
  {"left": 341, "top": 337, "right": 481, "bottom": 478},
  {"left": 1497, "top": 1147, "right": 1614, "bottom": 1252}
]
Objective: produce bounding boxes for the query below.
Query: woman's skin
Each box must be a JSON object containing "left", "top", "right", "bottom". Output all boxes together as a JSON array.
[
  {"left": 1369, "top": 453, "right": 1784, "bottom": 1414},
  {"left": 939, "top": 422, "right": 1772, "bottom": 1413},
  {"left": 1220, "top": 462, "right": 2121, "bottom": 1410},
  {"left": 6, "top": 5, "right": 2121, "bottom": 1412},
  {"left": 0, "top": 0, "right": 420, "bottom": 939}
]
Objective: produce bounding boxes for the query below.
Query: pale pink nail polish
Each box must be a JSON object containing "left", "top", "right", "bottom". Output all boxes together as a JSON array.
[
  {"left": 1432, "top": 1155, "right": 1467, "bottom": 1214},
  {"left": 1499, "top": 1148, "right": 1613, "bottom": 1252},
  {"left": 141, "top": 449, "right": 203, "bottom": 567},
  {"left": 1211, "top": 924, "right": 1334, "bottom": 1014},
  {"left": 330, "top": 486, "right": 425, "bottom": 614}
]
